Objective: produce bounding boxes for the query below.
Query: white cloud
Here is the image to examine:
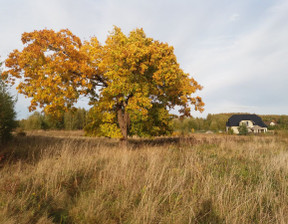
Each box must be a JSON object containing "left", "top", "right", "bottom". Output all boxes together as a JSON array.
[{"left": 230, "top": 13, "right": 240, "bottom": 22}]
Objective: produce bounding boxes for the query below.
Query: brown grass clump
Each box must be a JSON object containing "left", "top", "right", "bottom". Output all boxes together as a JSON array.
[{"left": 0, "top": 132, "right": 288, "bottom": 223}]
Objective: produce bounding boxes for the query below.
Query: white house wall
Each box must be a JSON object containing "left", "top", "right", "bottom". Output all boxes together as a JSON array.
[
  {"left": 226, "top": 124, "right": 268, "bottom": 134},
  {"left": 231, "top": 126, "right": 239, "bottom": 134},
  {"left": 240, "top": 120, "right": 254, "bottom": 127}
]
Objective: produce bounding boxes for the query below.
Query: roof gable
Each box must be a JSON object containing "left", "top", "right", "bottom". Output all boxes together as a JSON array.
[{"left": 226, "top": 114, "right": 267, "bottom": 127}]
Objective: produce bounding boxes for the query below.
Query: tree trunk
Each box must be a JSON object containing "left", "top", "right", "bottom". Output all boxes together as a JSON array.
[{"left": 117, "top": 107, "right": 130, "bottom": 141}]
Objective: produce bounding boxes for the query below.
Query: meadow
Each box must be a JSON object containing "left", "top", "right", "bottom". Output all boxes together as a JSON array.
[{"left": 0, "top": 131, "right": 288, "bottom": 223}]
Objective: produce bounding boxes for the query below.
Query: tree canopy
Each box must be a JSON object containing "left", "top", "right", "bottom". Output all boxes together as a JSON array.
[{"left": 2, "top": 27, "right": 204, "bottom": 139}]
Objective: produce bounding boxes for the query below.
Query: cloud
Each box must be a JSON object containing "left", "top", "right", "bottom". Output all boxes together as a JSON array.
[
  {"left": 183, "top": 0, "right": 288, "bottom": 116},
  {"left": 1, "top": 0, "right": 287, "bottom": 119},
  {"left": 229, "top": 13, "right": 240, "bottom": 22}
]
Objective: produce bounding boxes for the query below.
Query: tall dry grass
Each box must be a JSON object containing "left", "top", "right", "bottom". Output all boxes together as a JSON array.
[{"left": 0, "top": 133, "right": 288, "bottom": 223}]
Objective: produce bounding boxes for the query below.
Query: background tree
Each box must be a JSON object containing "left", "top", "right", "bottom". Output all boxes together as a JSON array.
[
  {"left": 19, "top": 111, "right": 45, "bottom": 130},
  {"left": 64, "top": 108, "right": 87, "bottom": 130},
  {"left": 2, "top": 27, "right": 204, "bottom": 139},
  {"left": 20, "top": 109, "right": 87, "bottom": 131},
  {"left": 209, "top": 120, "right": 218, "bottom": 132},
  {"left": 0, "top": 73, "right": 17, "bottom": 144}
]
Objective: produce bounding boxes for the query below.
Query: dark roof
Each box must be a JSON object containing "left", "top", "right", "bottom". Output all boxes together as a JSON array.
[{"left": 226, "top": 114, "right": 267, "bottom": 127}]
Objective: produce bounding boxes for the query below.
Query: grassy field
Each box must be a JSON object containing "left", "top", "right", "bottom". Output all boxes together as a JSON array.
[{"left": 0, "top": 132, "right": 288, "bottom": 223}]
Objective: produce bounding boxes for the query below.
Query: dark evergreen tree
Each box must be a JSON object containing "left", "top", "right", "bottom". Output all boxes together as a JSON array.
[{"left": 0, "top": 78, "right": 17, "bottom": 144}]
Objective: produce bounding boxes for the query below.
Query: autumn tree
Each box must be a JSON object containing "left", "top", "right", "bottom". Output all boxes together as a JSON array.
[{"left": 2, "top": 27, "right": 204, "bottom": 139}]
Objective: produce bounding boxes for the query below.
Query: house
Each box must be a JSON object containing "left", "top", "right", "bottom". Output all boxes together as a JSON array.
[{"left": 226, "top": 114, "right": 268, "bottom": 134}]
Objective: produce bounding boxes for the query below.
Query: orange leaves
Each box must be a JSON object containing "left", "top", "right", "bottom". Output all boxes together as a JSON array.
[
  {"left": 3, "top": 29, "right": 90, "bottom": 117},
  {"left": 87, "top": 83, "right": 93, "bottom": 90}
]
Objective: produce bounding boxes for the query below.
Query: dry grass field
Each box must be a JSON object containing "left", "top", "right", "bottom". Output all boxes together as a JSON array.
[{"left": 0, "top": 132, "right": 288, "bottom": 223}]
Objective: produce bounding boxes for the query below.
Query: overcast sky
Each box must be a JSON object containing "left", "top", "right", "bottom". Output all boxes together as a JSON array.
[{"left": 1, "top": 0, "right": 287, "bottom": 119}]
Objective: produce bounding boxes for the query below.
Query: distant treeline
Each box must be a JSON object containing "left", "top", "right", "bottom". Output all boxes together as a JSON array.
[
  {"left": 261, "top": 115, "right": 288, "bottom": 130},
  {"left": 19, "top": 108, "right": 87, "bottom": 131},
  {"left": 173, "top": 113, "right": 288, "bottom": 134},
  {"left": 19, "top": 111, "right": 288, "bottom": 134},
  {"left": 173, "top": 114, "right": 228, "bottom": 134}
]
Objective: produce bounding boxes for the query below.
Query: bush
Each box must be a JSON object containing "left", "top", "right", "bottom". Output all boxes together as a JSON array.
[
  {"left": 0, "top": 79, "right": 17, "bottom": 144},
  {"left": 238, "top": 124, "right": 248, "bottom": 135},
  {"left": 227, "top": 128, "right": 234, "bottom": 135}
]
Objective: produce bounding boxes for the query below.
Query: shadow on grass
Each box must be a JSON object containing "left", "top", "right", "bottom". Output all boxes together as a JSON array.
[
  {"left": 0, "top": 135, "right": 205, "bottom": 164},
  {"left": 195, "top": 199, "right": 224, "bottom": 224},
  {"left": 0, "top": 135, "right": 118, "bottom": 165},
  {"left": 0, "top": 133, "right": 246, "bottom": 165}
]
